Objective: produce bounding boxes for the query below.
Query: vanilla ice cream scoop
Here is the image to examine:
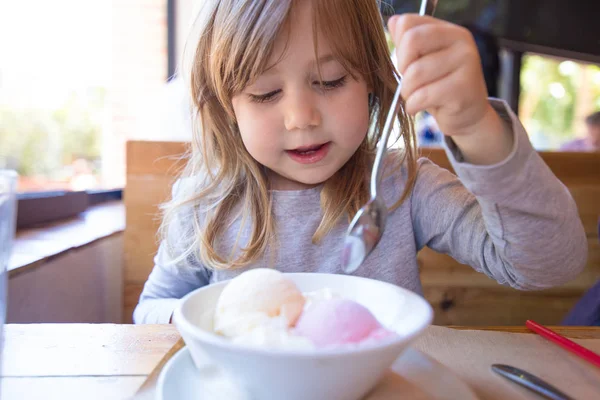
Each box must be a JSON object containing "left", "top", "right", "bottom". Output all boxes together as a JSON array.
[{"left": 214, "top": 268, "right": 306, "bottom": 338}]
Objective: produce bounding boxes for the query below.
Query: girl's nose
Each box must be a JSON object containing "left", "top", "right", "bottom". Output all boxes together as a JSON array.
[{"left": 284, "top": 90, "right": 322, "bottom": 131}]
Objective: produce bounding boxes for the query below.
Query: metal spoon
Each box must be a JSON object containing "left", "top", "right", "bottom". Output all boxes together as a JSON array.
[
  {"left": 492, "top": 364, "right": 575, "bottom": 400},
  {"left": 341, "top": 0, "right": 438, "bottom": 273}
]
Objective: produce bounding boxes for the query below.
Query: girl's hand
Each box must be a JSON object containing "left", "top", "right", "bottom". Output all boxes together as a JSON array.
[{"left": 388, "top": 14, "right": 513, "bottom": 165}]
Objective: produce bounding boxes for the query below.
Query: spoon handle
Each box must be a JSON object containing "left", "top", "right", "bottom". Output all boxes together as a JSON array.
[
  {"left": 370, "top": 80, "right": 403, "bottom": 197},
  {"left": 420, "top": 0, "right": 438, "bottom": 16},
  {"left": 369, "top": 0, "right": 438, "bottom": 198}
]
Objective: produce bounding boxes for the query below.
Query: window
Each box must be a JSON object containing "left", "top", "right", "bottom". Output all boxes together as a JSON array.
[
  {"left": 0, "top": 0, "right": 169, "bottom": 193},
  {"left": 519, "top": 53, "right": 600, "bottom": 150}
]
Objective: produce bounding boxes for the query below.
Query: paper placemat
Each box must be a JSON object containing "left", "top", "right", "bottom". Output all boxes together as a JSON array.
[
  {"left": 413, "top": 326, "right": 600, "bottom": 400},
  {"left": 132, "top": 326, "right": 600, "bottom": 400}
]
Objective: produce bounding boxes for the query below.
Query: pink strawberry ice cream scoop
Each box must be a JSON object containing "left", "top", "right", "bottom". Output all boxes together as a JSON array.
[{"left": 294, "top": 298, "right": 395, "bottom": 347}]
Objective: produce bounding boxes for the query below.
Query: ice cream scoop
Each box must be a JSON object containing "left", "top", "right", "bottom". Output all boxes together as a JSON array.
[
  {"left": 294, "top": 298, "right": 395, "bottom": 347},
  {"left": 214, "top": 268, "right": 306, "bottom": 338}
]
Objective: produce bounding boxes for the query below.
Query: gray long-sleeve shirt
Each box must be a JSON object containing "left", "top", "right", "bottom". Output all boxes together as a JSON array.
[{"left": 133, "top": 99, "right": 588, "bottom": 324}]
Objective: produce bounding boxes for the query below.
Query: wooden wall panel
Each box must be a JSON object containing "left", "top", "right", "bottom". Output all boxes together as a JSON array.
[
  {"left": 423, "top": 286, "right": 583, "bottom": 326},
  {"left": 124, "top": 141, "right": 189, "bottom": 323}
]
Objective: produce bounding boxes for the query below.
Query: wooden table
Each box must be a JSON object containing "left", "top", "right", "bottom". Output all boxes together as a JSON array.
[{"left": 2, "top": 324, "right": 599, "bottom": 400}]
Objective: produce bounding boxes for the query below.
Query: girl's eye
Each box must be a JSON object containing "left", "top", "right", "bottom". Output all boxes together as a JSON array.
[
  {"left": 246, "top": 75, "right": 347, "bottom": 103},
  {"left": 315, "top": 75, "right": 347, "bottom": 90},
  {"left": 248, "top": 89, "right": 281, "bottom": 104}
]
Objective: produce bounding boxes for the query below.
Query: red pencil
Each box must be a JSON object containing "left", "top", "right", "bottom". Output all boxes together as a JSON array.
[{"left": 526, "top": 319, "right": 600, "bottom": 369}]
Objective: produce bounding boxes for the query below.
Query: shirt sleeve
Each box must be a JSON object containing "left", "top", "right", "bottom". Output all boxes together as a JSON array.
[
  {"left": 133, "top": 179, "right": 212, "bottom": 324},
  {"left": 411, "top": 98, "right": 588, "bottom": 290}
]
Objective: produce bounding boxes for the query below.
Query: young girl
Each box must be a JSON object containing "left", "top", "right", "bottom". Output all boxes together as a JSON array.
[{"left": 134, "top": 0, "right": 587, "bottom": 324}]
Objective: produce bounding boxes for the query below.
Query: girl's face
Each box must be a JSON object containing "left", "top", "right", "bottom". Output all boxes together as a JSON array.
[{"left": 231, "top": 0, "right": 370, "bottom": 190}]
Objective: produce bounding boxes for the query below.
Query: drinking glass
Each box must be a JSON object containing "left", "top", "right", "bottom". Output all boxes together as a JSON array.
[{"left": 0, "top": 170, "right": 18, "bottom": 390}]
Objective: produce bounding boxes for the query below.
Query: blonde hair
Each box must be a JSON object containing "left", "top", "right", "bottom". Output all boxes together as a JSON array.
[{"left": 160, "top": 0, "right": 417, "bottom": 270}]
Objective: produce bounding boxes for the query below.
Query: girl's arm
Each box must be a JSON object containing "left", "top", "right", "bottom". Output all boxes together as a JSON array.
[
  {"left": 133, "top": 179, "right": 211, "bottom": 324},
  {"left": 411, "top": 99, "right": 588, "bottom": 289},
  {"left": 133, "top": 241, "right": 211, "bottom": 324}
]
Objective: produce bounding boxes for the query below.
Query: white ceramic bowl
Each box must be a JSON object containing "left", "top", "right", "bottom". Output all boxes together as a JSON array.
[{"left": 173, "top": 272, "right": 433, "bottom": 400}]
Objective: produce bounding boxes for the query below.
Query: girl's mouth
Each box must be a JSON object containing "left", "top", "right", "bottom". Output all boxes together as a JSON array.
[{"left": 286, "top": 142, "right": 331, "bottom": 164}]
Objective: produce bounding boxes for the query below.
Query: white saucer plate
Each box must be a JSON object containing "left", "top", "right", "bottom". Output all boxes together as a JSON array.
[{"left": 156, "top": 346, "right": 478, "bottom": 400}]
